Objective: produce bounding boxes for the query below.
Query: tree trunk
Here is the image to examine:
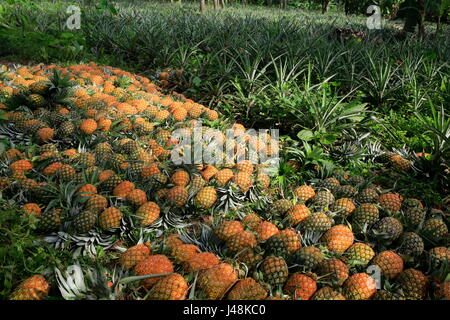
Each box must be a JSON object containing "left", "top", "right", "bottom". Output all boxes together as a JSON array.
[
  {"left": 242, "top": 0, "right": 247, "bottom": 6},
  {"left": 214, "top": 0, "right": 218, "bottom": 9},
  {"left": 437, "top": 15, "right": 441, "bottom": 33},
  {"left": 221, "top": 0, "right": 225, "bottom": 8},
  {"left": 344, "top": 1, "right": 349, "bottom": 15},
  {"left": 200, "top": 0, "right": 205, "bottom": 12}
]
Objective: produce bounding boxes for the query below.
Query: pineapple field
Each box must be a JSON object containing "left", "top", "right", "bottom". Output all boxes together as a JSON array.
[{"left": 0, "top": 0, "right": 449, "bottom": 302}]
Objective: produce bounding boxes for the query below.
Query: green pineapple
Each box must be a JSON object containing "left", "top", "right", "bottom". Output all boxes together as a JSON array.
[
  {"left": 352, "top": 204, "right": 379, "bottom": 232},
  {"left": 292, "top": 246, "right": 324, "bottom": 270},
  {"left": 371, "top": 217, "right": 403, "bottom": 242},
  {"left": 301, "top": 212, "right": 333, "bottom": 233},
  {"left": 355, "top": 188, "right": 379, "bottom": 204},
  {"left": 73, "top": 210, "right": 97, "bottom": 233},
  {"left": 58, "top": 121, "right": 75, "bottom": 138},
  {"left": 260, "top": 256, "right": 289, "bottom": 287},
  {"left": 37, "top": 210, "right": 62, "bottom": 232},
  {"left": 311, "top": 191, "right": 335, "bottom": 207},
  {"left": 404, "top": 208, "right": 426, "bottom": 227},
  {"left": 398, "top": 232, "right": 424, "bottom": 256}
]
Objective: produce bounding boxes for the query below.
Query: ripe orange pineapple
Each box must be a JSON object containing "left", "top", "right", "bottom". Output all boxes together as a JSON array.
[
  {"left": 126, "top": 189, "right": 147, "bottom": 206},
  {"left": 98, "top": 207, "right": 123, "bottom": 229},
  {"left": 322, "top": 225, "right": 354, "bottom": 254},
  {"left": 166, "top": 186, "right": 189, "bottom": 207},
  {"left": 284, "top": 272, "right": 317, "bottom": 300},
  {"left": 113, "top": 181, "right": 136, "bottom": 198},
  {"left": 198, "top": 263, "right": 238, "bottom": 300},
  {"left": 185, "top": 252, "right": 220, "bottom": 272},
  {"left": 195, "top": 186, "right": 217, "bottom": 209},
  {"left": 77, "top": 184, "right": 97, "bottom": 197},
  {"left": 227, "top": 278, "right": 268, "bottom": 300},
  {"left": 172, "top": 244, "right": 201, "bottom": 264},
  {"left": 294, "top": 185, "right": 315, "bottom": 202},
  {"left": 119, "top": 243, "right": 151, "bottom": 269},
  {"left": 226, "top": 230, "right": 257, "bottom": 253},
  {"left": 171, "top": 170, "right": 190, "bottom": 187},
  {"left": 22, "top": 203, "right": 42, "bottom": 216},
  {"left": 232, "top": 171, "right": 253, "bottom": 192},
  {"left": 136, "top": 202, "right": 160, "bottom": 226},
  {"left": 79, "top": 118, "right": 98, "bottom": 135},
  {"left": 134, "top": 255, "right": 174, "bottom": 288},
  {"left": 147, "top": 274, "right": 188, "bottom": 300},
  {"left": 370, "top": 250, "right": 404, "bottom": 279},
  {"left": 214, "top": 220, "right": 245, "bottom": 241},
  {"left": 9, "top": 275, "right": 49, "bottom": 300},
  {"left": 286, "top": 204, "right": 310, "bottom": 226},
  {"left": 255, "top": 221, "right": 279, "bottom": 242},
  {"left": 342, "top": 273, "right": 377, "bottom": 300}
]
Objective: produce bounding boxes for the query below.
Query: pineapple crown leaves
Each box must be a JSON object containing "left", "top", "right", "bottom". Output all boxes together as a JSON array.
[{"left": 179, "top": 223, "right": 225, "bottom": 257}]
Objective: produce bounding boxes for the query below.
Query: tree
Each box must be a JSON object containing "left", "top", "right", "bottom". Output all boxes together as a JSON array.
[{"left": 200, "top": 0, "right": 205, "bottom": 12}]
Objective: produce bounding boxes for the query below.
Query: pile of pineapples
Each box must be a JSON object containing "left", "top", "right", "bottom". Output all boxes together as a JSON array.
[{"left": 0, "top": 63, "right": 448, "bottom": 301}]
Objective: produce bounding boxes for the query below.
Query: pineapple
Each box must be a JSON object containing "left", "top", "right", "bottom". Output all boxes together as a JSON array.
[
  {"left": 311, "top": 286, "right": 345, "bottom": 300},
  {"left": 264, "top": 229, "right": 301, "bottom": 257},
  {"left": 166, "top": 186, "right": 189, "bottom": 207},
  {"left": 355, "top": 188, "right": 379, "bottom": 204},
  {"left": 147, "top": 274, "right": 188, "bottom": 300},
  {"left": 136, "top": 202, "right": 160, "bottom": 226},
  {"left": 28, "top": 94, "right": 47, "bottom": 108},
  {"left": 171, "top": 244, "right": 200, "bottom": 264},
  {"left": 292, "top": 246, "right": 324, "bottom": 270},
  {"left": 286, "top": 204, "right": 310, "bottom": 226},
  {"left": 371, "top": 217, "right": 404, "bottom": 242},
  {"left": 260, "top": 256, "right": 289, "bottom": 287},
  {"left": 185, "top": 252, "right": 220, "bottom": 272},
  {"left": 270, "top": 199, "right": 293, "bottom": 215},
  {"left": 377, "top": 193, "right": 402, "bottom": 214},
  {"left": 171, "top": 170, "right": 190, "bottom": 187},
  {"left": 342, "top": 273, "right": 377, "bottom": 300},
  {"left": 370, "top": 250, "right": 404, "bottom": 279},
  {"left": 73, "top": 210, "right": 97, "bottom": 233},
  {"left": 301, "top": 212, "right": 333, "bottom": 233},
  {"left": 37, "top": 210, "right": 61, "bottom": 232},
  {"left": 194, "top": 186, "right": 217, "bottom": 209},
  {"left": 134, "top": 255, "right": 174, "bottom": 288},
  {"left": 404, "top": 208, "right": 426, "bottom": 226},
  {"left": 398, "top": 232, "right": 424, "bottom": 256},
  {"left": 352, "top": 204, "right": 379, "bottom": 232},
  {"left": 119, "top": 243, "right": 151, "bottom": 269},
  {"left": 317, "top": 258, "right": 349, "bottom": 285},
  {"left": 226, "top": 278, "right": 268, "bottom": 300},
  {"left": 85, "top": 194, "right": 108, "bottom": 213},
  {"left": 294, "top": 185, "right": 315, "bottom": 203},
  {"left": 396, "top": 269, "right": 428, "bottom": 299},
  {"left": 422, "top": 218, "right": 448, "bottom": 240},
  {"left": 322, "top": 225, "right": 354, "bottom": 254},
  {"left": 330, "top": 198, "right": 355, "bottom": 218},
  {"left": 283, "top": 272, "right": 317, "bottom": 300},
  {"left": 428, "top": 247, "right": 450, "bottom": 269},
  {"left": 9, "top": 275, "right": 49, "bottom": 300},
  {"left": 226, "top": 230, "right": 257, "bottom": 253},
  {"left": 58, "top": 121, "right": 76, "bottom": 138},
  {"left": 98, "top": 207, "right": 123, "bottom": 230},
  {"left": 311, "top": 190, "right": 335, "bottom": 207},
  {"left": 126, "top": 189, "right": 148, "bottom": 206},
  {"left": 342, "top": 243, "right": 375, "bottom": 266},
  {"left": 255, "top": 221, "right": 279, "bottom": 242},
  {"left": 320, "top": 177, "right": 340, "bottom": 193},
  {"left": 335, "top": 185, "right": 357, "bottom": 198},
  {"left": 215, "top": 220, "right": 245, "bottom": 241},
  {"left": 198, "top": 263, "right": 238, "bottom": 300}
]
